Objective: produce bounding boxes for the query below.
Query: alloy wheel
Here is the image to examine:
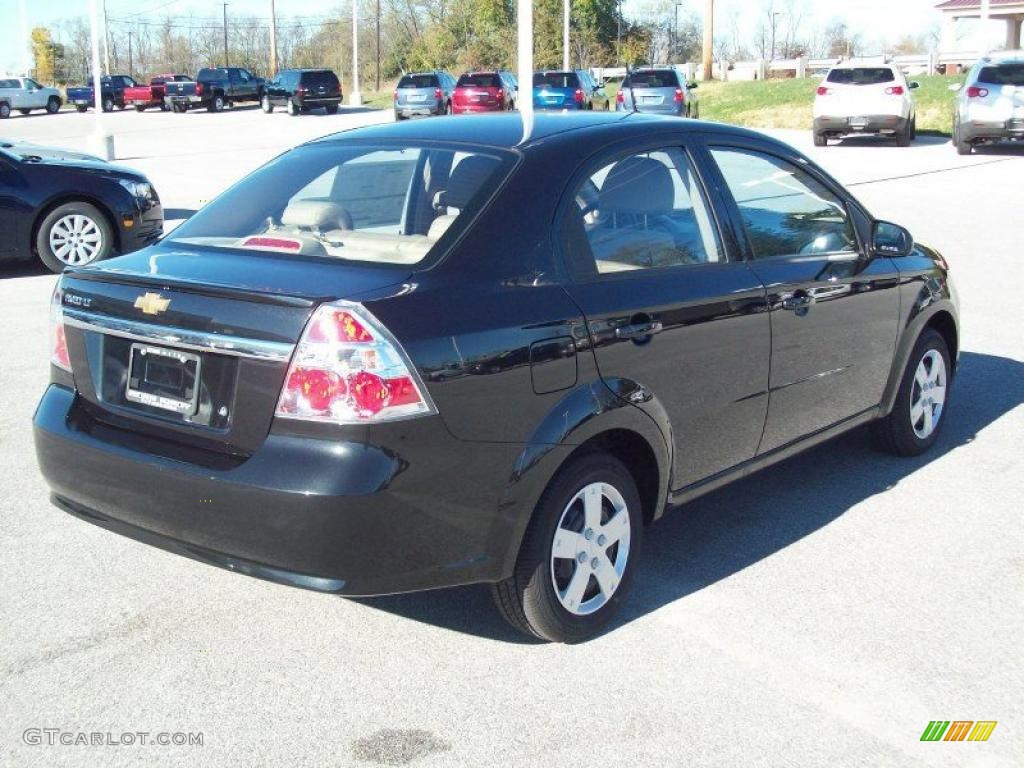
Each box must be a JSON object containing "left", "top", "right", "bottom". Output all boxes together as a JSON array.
[
  {"left": 49, "top": 214, "right": 103, "bottom": 266},
  {"left": 910, "top": 349, "right": 946, "bottom": 439},
  {"left": 550, "top": 482, "right": 631, "bottom": 616}
]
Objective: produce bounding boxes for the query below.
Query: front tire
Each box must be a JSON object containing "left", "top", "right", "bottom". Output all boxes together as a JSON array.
[
  {"left": 0, "top": 103, "right": 10, "bottom": 119},
  {"left": 102, "top": 97, "right": 114, "bottom": 112},
  {"left": 872, "top": 329, "right": 951, "bottom": 457},
  {"left": 36, "top": 202, "right": 114, "bottom": 273},
  {"left": 492, "top": 453, "right": 643, "bottom": 643}
]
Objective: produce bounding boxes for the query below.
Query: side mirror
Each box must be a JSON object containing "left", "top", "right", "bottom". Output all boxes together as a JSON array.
[
  {"left": 948, "top": 82, "right": 962, "bottom": 92},
  {"left": 908, "top": 81, "right": 920, "bottom": 89},
  {"left": 872, "top": 221, "right": 914, "bottom": 257}
]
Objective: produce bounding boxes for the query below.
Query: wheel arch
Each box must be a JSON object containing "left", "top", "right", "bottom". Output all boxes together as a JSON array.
[
  {"left": 493, "top": 380, "right": 671, "bottom": 580},
  {"left": 31, "top": 195, "right": 121, "bottom": 257},
  {"left": 881, "top": 302, "right": 959, "bottom": 416}
]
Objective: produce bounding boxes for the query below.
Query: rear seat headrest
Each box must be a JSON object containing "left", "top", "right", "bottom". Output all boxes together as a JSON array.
[
  {"left": 281, "top": 199, "right": 353, "bottom": 231},
  {"left": 434, "top": 155, "right": 498, "bottom": 210}
]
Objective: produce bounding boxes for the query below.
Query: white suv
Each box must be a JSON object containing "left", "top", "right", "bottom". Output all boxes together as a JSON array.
[
  {"left": 813, "top": 63, "right": 918, "bottom": 147},
  {"left": 0, "top": 77, "right": 63, "bottom": 118},
  {"left": 951, "top": 52, "right": 1024, "bottom": 155}
]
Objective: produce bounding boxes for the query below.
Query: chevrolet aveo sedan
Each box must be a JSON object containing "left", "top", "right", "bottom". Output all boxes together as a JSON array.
[{"left": 34, "top": 113, "right": 959, "bottom": 642}]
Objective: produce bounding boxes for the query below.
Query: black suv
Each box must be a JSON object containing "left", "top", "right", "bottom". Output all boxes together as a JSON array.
[
  {"left": 35, "top": 114, "right": 959, "bottom": 642},
  {"left": 263, "top": 69, "right": 343, "bottom": 116},
  {"left": 393, "top": 71, "right": 456, "bottom": 119}
]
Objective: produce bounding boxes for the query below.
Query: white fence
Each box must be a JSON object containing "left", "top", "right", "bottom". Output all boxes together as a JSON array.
[{"left": 593, "top": 51, "right": 985, "bottom": 84}]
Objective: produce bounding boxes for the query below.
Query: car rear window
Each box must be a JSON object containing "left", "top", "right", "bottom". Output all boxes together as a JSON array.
[
  {"left": 457, "top": 73, "right": 501, "bottom": 88},
  {"left": 398, "top": 74, "right": 439, "bottom": 88},
  {"left": 826, "top": 68, "right": 896, "bottom": 85},
  {"left": 197, "top": 68, "right": 227, "bottom": 80},
  {"left": 167, "top": 143, "right": 510, "bottom": 267},
  {"left": 302, "top": 70, "right": 339, "bottom": 87},
  {"left": 623, "top": 70, "right": 678, "bottom": 88},
  {"left": 533, "top": 72, "right": 580, "bottom": 89},
  {"left": 977, "top": 63, "right": 1024, "bottom": 85},
  {"left": 0, "top": 79, "right": 19, "bottom": 88}
]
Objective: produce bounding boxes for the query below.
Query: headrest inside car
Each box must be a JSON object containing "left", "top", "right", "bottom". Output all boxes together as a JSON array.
[
  {"left": 281, "top": 199, "right": 354, "bottom": 231},
  {"left": 599, "top": 157, "right": 675, "bottom": 215},
  {"left": 435, "top": 155, "right": 497, "bottom": 211}
]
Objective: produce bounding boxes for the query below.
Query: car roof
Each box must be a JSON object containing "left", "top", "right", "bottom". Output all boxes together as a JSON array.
[
  {"left": 311, "top": 111, "right": 771, "bottom": 151},
  {"left": 981, "top": 51, "right": 1024, "bottom": 64}
]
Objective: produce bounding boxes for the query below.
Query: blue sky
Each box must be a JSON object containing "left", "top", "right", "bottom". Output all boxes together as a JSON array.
[{"left": 3, "top": 0, "right": 951, "bottom": 73}]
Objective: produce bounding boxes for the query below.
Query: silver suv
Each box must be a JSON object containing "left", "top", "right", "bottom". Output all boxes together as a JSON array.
[{"left": 951, "top": 52, "right": 1024, "bottom": 155}]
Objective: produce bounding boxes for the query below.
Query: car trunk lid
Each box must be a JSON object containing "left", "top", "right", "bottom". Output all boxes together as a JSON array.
[{"left": 59, "top": 247, "right": 411, "bottom": 456}]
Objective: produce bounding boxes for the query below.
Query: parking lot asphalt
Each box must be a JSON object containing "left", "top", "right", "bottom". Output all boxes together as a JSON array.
[{"left": 1, "top": 108, "right": 1021, "bottom": 767}]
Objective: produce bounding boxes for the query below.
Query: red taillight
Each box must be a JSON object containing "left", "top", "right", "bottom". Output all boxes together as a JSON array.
[
  {"left": 196, "top": 83, "right": 203, "bottom": 96},
  {"left": 297, "top": 86, "right": 308, "bottom": 94},
  {"left": 674, "top": 88, "right": 684, "bottom": 103},
  {"left": 885, "top": 86, "right": 904, "bottom": 96},
  {"left": 574, "top": 88, "right": 584, "bottom": 103},
  {"left": 393, "top": 90, "right": 398, "bottom": 101},
  {"left": 616, "top": 90, "right": 624, "bottom": 103},
  {"left": 276, "top": 301, "right": 436, "bottom": 424},
  {"left": 816, "top": 86, "right": 832, "bottom": 96},
  {"left": 966, "top": 86, "right": 989, "bottom": 98},
  {"left": 51, "top": 286, "right": 71, "bottom": 371},
  {"left": 434, "top": 87, "right": 442, "bottom": 99},
  {"left": 496, "top": 88, "right": 504, "bottom": 101}
]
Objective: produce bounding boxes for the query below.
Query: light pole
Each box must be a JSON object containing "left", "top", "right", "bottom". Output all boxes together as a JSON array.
[
  {"left": 701, "top": 0, "right": 713, "bottom": 80},
  {"left": 88, "top": 0, "right": 112, "bottom": 159},
  {"left": 222, "top": 3, "right": 229, "bottom": 67},
  {"left": 770, "top": 10, "right": 781, "bottom": 61},
  {"left": 269, "top": 0, "right": 278, "bottom": 74},
  {"left": 518, "top": 0, "right": 534, "bottom": 126},
  {"left": 673, "top": 2, "right": 682, "bottom": 65},
  {"left": 128, "top": 30, "right": 133, "bottom": 79},
  {"left": 18, "top": 0, "right": 31, "bottom": 77},
  {"left": 563, "top": 0, "right": 570, "bottom": 70},
  {"left": 102, "top": 0, "right": 111, "bottom": 75},
  {"left": 351, "top": 0, "right": 362, "bottom": 105}
]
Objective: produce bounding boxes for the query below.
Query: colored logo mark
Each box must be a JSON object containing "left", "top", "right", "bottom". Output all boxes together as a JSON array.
[{"left": 920, "top": 721, "right": 997, "bottom": 742}]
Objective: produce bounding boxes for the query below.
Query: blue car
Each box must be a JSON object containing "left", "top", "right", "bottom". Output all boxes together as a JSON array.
[{"left": 533, "top": 70, "right": 610, "bottom": 111}]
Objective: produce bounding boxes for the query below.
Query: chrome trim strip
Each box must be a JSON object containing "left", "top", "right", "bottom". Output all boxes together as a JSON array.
[{"left": 62, "top": 309, "right": 295, "bottom": 362}]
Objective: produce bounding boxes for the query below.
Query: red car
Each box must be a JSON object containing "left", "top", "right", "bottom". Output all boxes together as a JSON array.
[
  {"left": 451, "top": 71, "right": 517, "bottom": 114},
  {"left": 124, "top": 74, "right": 192, "bottom": 112}
]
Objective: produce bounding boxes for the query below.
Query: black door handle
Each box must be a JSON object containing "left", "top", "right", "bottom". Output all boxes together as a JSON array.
[{"left": 615, "top": 321, "right": 664, "bottom": 340}]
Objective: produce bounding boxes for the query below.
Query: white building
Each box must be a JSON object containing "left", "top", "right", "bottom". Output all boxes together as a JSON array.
[{"left": 937, "top": 0, "right": 1024, "bottom": 52}]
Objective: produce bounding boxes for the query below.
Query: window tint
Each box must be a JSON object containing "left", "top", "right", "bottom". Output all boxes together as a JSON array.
[
  {"left": 710, "top": 148, "right": 857, "bottom": 259},
  {"left": 624, "top": 70, "right": 679, "bottom": 88},
  {"left": 168, "top": 144, "right": 506, "bottom": 267},
  {"left": 566, "top": 148, "right": 722, "bottom": 274},
  {"left": 399, "top": 74, "right": 439, "bottom": 88},
  {"left": 977, "top": 64, "right": 1024, "bottom": 85},
  {"left": 457, "top": 73, "right": 501, "bottom": 87},
  {"left": 534, "top": 72, "right": 580, "bottom": 89},
  {"left": 826, "top": 67, "right": 896, "bottom": 85}
]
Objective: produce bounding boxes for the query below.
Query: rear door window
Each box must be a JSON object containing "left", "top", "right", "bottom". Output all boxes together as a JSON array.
[{"left": 826, "top": 68, "right": 896, "bottom": 85}]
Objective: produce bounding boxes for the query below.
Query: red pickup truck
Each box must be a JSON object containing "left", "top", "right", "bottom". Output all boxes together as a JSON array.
[{"left": 124, "top": 74, "right": 193, "bottom": 111}]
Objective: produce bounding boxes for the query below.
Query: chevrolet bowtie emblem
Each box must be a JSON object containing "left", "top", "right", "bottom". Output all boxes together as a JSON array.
[{"left": 134, "top": 292, "right": 170, "bottom": 315}]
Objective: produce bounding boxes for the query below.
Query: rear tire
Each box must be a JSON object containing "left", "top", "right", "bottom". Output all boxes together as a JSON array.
[
  {"left": 287, "top": 98, "right": 299, "bottom": 116},
  {"left": 134, "top": 104, "right": 146, "bottom": 112},
  {"left": 492, "top": 452, "right": 643, "bottom": 643},
  {"left": 910, "top": 116, "right": 917, "bottom": 140},
  {"left": 208, "top": 94, "right": 225, "bottom": 113},
  {"left": 954, "top": 118, "right": 972, "bottom": 155},
  {"left": 46, "top": 96, "right": 61, "bottom": 114},
  {"left": 261, "top": 94, "right": 273, "bottom": 113},
  {"left": 325, "top": 104, "right": 339, "bottom": 115},
  {"left": 896, "top": 121, "right": 912, "bottom": 147},
  {"left": 102, "top": 97, "right": 114, "bottom": 113},
  {"left": 75, "top": 105, "right": 88, "bottom": 113},
  {"left": 872, "top": 328, "right": 951, "bottom": 457},
  {"left": 19, "top": 108, "right": 31, "bottom": 115},
  {"left": 813, "top": 131, "right": 827, "bottom": 147},
  {"left": 35, "top": 201, "right": 114, "bottom": 273}
]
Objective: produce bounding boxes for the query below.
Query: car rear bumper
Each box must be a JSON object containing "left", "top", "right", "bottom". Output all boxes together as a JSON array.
[
  {"left": 452, "top": 103, "right": 503, "bottom": 114},
  {"left": 395, "top": 102, "right": 444, "bottom": 117},
  {"left": 959, "top": 117, "right": 1024, "bottom": 142},
  {"left": 34, "top": 384, "right": 514, "bottom": 596},
  {"left": 170, "top": 95, "right": 203, "bottom": 105},
  {"left": 296, "top": 96, "right": 341, "bottom": 108},
  {"left": 814, "top": 114, "right": 908, "bottom": 135}
]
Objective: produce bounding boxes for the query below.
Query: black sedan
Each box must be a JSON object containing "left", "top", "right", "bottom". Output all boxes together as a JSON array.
[
  {"left": 33, "top": 113, "right": 959, "bottom": 642},
  {"left": 0, "top": 141, "right": 163, "bottom": 272}
]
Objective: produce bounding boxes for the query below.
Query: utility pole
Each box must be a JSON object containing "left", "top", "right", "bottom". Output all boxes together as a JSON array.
[
  {"left": 223, "top": 3, "right": 229, "bottom": 67},
  {"left": 128, "top": 30, "right": 133, "bottom": 79},
  {"left": 616, "top": 0, "right": 622, "bottom": 64},
  {"left": 701, "top": 0, "right": 714, "bottom": 80},
  {"left": 101, "top": 0, "right": 111, "bottom": 75},
  {"left": 673, "top": 2, "right": 682, "bottom": 65},
  {"left": 269, "top": 0, "right": 278, "bottom": 74},
  {"left": 88, "top": 0, "right": 112, "bottom": 159},
  {"left": 770, "top": 10, "right": 781, "bottom": 61},
  {"left": 375, "top": 0, "right": 381, "bottom": 92},
  {"left": 350, "top": 0, "right": 362, "bottom": 105},
  {"left": 563, "top": 0, "right": 570, "bottom": 70}
]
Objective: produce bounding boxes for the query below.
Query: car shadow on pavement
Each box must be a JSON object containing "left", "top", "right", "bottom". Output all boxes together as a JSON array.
[
  {"left": 832, "top": 134, "right": 950, "bottom": 149},
  {"left": 0, "top": 259, "right": 49, "bottom": 279},
  {"left": 359, "top": 351, "right": 1024, "bottom": 643}
]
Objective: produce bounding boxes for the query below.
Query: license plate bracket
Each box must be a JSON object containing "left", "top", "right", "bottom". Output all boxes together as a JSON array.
[{"left": 125, "top": 343, "right": 202, "bottom": 416}]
